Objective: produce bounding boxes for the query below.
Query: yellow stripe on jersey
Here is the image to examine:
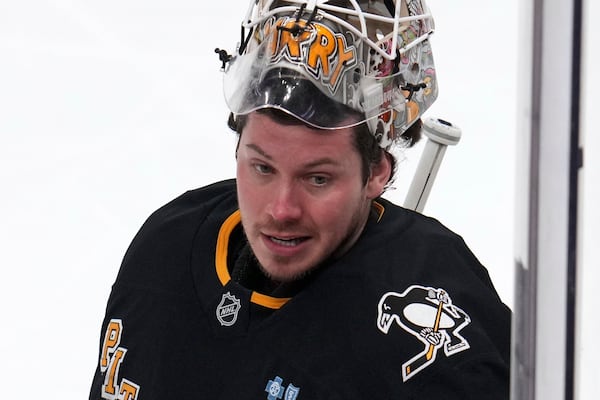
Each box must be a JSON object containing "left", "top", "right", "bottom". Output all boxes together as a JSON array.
[
  {"left": 215, "top": 210, "right": 291, "bottom": 309},
  {"left": 215, "top": 210, "right": 241, "bottom": 286},
  {"left": 372, "top": 201, "right": 385, "bottom": 222}
]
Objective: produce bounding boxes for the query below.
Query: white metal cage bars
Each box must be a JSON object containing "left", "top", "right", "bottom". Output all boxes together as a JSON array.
[{"left": 241, "top": 0, "right": 434, "bottom": 60}]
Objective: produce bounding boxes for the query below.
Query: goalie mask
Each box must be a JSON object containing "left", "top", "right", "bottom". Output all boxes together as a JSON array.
[{"left": 221, "top": 0, "right": 437, "bottom": 150}]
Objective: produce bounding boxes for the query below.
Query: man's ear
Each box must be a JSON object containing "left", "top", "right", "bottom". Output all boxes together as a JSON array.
[{"left": 366, "top": 152, "right": 393, "bottom": 199}]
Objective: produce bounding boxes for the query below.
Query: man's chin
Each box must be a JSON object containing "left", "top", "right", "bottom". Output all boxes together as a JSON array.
[{"left": 258, "top": 261, "right": 313, "bottom": 284}]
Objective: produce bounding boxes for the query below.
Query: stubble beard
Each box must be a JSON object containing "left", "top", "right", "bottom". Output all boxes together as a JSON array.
[{"left": 247, "top": 203, "right": 370, "bottom": 284}]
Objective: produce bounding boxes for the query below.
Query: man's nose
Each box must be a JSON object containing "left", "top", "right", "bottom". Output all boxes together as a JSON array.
[{"left": 267, "top": 181, "right": 302, "bottom": 222}]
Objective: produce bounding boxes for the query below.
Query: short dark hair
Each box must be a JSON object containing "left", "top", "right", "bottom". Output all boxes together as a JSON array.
[{"left": 228, "top": 110, "right": 421, "bottom": 186}]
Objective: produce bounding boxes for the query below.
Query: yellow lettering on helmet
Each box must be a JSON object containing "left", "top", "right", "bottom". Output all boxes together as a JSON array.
[
  {"left": 267, "top": 18, "right": 282, "bottom": 57},
  {"left": 265, "top": 17, "right": 356, "bottom": 93},
  {"left": 306, "top": 24, "right": 335, "bottom": 77},
  {"left": 272, "top": 19, "right": 311, "bottom": 59},
  {"left": 329, "top": 35, "right": 356, "bottom": 90},
  {"left": 101, "top": 319, "right": 123, "bottom": 371}
]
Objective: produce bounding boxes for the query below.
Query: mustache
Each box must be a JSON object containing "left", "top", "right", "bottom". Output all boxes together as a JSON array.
[{"left": 257, "top": 217, "right": 307, "bottom": 234}]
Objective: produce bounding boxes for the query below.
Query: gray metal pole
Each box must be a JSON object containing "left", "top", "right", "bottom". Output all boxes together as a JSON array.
[{"left": 511, "top": 0, "right": 583, "bottom": 399}]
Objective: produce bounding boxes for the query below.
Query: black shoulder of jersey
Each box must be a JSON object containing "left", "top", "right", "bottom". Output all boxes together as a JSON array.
[
  {"left": 340, "top": 197, "right": 512, "bottom": 366},
  {"left": 112, "top": 179, "right": 238, "bottom": 295},
  {"left": 363, "top": 197, "right": 498, "bottom": 290}
]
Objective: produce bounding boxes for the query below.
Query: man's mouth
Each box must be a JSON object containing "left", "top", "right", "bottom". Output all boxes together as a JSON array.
[{"left": 268, "top": 236, "right": 308, "bottom": 247}]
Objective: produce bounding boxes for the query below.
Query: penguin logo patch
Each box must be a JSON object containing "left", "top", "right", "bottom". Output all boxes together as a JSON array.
[
  {"left": 216, "top": 292, "right": 242, "bottom": 327},
  {"left": 377, "top": 285, "right": 471, "bottom": 381}
]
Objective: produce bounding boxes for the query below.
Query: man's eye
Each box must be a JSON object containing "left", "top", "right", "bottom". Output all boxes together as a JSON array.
[
  {"left": 310, "top": 175, "right": 329, "bottom": 186},
  {"left": 254, "top": 164, "right": 272, "bottom": 174}
]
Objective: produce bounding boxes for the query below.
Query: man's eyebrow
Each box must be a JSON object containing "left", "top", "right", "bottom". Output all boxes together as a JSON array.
[
  {"left": 245, "top": 143, "right": 272, "bottom": 160},
  {"left": 303, "top": 157, "right": 340, "bottom": 169},
  {"left": 245, "top": 144, "right": 340, "bottom": 169}
]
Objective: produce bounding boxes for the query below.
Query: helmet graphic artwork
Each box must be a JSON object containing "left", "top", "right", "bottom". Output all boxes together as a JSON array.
[{"left": 221, "top": 0, "right": 438, "bottom": 150}]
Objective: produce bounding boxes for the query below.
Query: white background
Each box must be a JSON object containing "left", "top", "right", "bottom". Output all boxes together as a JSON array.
[{"left": 0, "top": 0, "right": 596, "bottom": 398}]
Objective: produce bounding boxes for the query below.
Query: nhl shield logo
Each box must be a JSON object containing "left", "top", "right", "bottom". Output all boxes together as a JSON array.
[{"left": 216, "top": 292, "right": 241, "bottom": 327}]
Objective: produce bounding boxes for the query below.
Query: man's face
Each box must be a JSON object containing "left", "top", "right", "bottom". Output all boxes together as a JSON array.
[{"left": 236, "top": 111, "right": 388, "bottom": 282}]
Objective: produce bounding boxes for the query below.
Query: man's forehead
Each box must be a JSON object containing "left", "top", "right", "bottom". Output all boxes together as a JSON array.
[{"left": 240, "top": 119, "right": 359, "bottom": 168}]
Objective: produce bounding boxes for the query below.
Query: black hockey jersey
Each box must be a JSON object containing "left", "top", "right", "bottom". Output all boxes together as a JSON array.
[{"left": 90, "top": 179, "right": 510, "bottom": 400}]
